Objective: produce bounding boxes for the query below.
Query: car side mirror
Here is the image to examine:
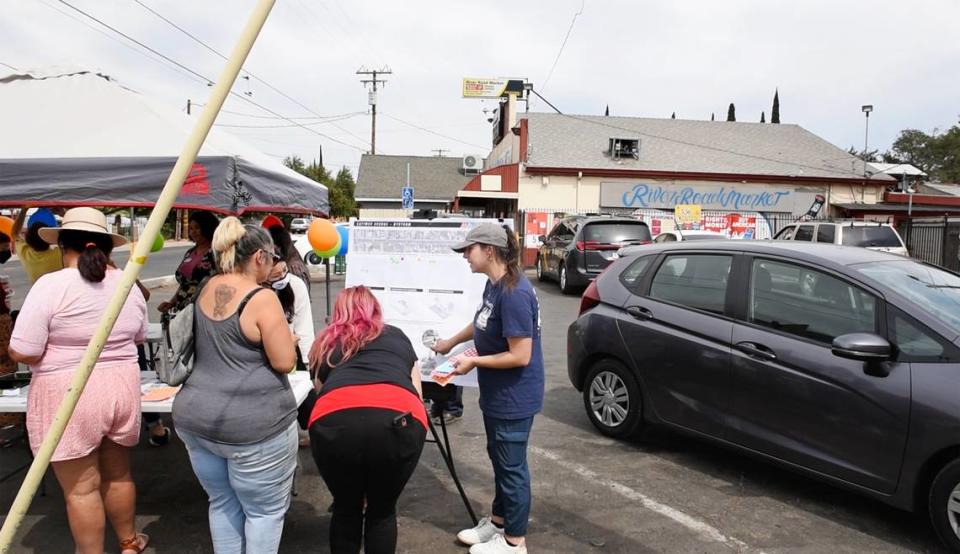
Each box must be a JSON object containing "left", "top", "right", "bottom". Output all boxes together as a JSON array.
[
  {"left": 538, "top": 235, "right": 546, "bottom": 244},
  {"left": 832, "top": 333, "right": 891, "bottom": 361}
]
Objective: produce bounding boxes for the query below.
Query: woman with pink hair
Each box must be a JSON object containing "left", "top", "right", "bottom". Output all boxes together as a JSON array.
[{"left": 307, "top": 286, "right": 426, "bottom": 554}]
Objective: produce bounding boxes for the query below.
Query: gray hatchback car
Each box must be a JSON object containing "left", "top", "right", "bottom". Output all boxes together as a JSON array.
[{"left": 568, "top": 240, "right": 960, "bottom": 551}]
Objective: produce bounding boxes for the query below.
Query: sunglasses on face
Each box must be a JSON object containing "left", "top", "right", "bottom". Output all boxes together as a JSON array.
[{"left": 259, "top": 249, "right": 282, "bottom": 264}]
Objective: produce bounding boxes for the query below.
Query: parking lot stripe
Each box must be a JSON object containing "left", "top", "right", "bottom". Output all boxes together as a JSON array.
[{"left": 529, "top": 445, "right": 762, "bottom": 553}]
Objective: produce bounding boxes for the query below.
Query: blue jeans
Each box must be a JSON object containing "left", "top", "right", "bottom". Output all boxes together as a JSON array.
[
  {"left": 483, "top": 415, "right": 534, "bottom": 537},
  {"left": 179, "top": 422, "right": 298, "bottom": 553}
]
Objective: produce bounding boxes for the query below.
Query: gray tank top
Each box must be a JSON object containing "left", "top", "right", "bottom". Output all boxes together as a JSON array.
[{"left": 173, "top": 287, "right": 297, "bottom": 445}]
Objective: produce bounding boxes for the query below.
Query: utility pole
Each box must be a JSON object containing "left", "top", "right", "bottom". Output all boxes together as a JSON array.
[
  {"left": 432, "top": 148, "right": 449, "bottom": 157},
  {"left": 357, "top": 66, "right": 391, "bottom": 155}
]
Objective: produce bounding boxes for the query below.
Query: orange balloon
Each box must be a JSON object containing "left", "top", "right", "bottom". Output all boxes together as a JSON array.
[
  {"left": 307, "top": 219, "right": 339, "bottom": 252},
  {"left": 0, "top": 216, "right": 13, "bottom": 241}
]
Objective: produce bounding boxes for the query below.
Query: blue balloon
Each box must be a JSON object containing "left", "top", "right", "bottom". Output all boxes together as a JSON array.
[
  {"left": 336, "top": 225, "right": 349, "bottom": 256},
  {"left": 28, "top": 208, "right": 57, "bottom": 228}
]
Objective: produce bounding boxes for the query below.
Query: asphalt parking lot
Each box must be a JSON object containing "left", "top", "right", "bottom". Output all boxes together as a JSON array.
[{"left": 0, "top": 273, "right": 950, "bottom": 552}]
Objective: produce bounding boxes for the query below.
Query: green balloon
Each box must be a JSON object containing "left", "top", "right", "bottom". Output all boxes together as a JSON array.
[
  {"left": 315, "top": 234, "right": 341, "bottom": 258},
  {"left": 150, "top": 233, "right": 164, "bottom": 253}
]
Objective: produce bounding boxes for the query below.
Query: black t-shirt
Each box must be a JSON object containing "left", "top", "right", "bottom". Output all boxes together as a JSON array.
[{"left": 317, "top": 325, "right": 419, "bottom": 398}]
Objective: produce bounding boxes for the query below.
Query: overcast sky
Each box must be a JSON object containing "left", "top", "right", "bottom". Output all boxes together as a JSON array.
[{"left": 2, "top": 0, "right": 958, "bottom": 176}]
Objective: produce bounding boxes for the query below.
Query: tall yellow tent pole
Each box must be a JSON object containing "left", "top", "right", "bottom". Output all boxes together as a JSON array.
[{"left": 0, "top": 0, "right": 277, "bottom": 549}]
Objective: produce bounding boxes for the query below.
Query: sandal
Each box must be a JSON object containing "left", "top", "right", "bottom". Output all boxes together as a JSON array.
[{"left": 119, "top": 532, "right": 149, "bottom": 554}]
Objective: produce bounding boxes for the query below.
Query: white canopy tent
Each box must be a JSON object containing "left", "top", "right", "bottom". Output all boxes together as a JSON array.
[{"left": 0, "top": 68, "right": 328, "bottom": 216}]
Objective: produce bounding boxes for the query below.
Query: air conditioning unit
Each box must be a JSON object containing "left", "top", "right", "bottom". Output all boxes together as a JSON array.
[{"left": 462, "top": 155, "right": 482, "bottom": 174}]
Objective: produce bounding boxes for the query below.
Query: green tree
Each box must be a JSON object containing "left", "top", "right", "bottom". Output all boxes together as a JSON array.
[
  {"left": 771, "top": 89, "right": 780, "bottom": 124},
  {"left": 760, "top": 111, "right": 766, "bottom": 123},
  {"left": 846, "top": 146, "right": 881, "bottom": 163},
  {"left": 889, "top": 129, "right": 937, "bottom": 172},
  {"left": 330, "top": 167, "right": 358, "bottom": 218},
  {"left": 726, "top": 103, "right": 736, "bottom": 122},
  {"left": 671, "top": 112, "right": 676, "bottom": 119}
]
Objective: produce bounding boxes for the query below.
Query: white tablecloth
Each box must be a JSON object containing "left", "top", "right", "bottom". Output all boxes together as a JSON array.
[{"left": 0, "top": 370, "right": 313, "bottom": 414}]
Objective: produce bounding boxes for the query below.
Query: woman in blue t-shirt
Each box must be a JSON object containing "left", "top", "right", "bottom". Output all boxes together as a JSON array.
[{"left": 433, "top": 223, "right": 544, "bottom": 554}]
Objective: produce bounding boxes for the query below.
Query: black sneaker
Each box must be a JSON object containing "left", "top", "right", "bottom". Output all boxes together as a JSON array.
[
  {"left": 432, "top": 412, "right": 461, "bottom": 426},
  {"left": 148, "top": 427, "right": 171, "bottom": 447}
]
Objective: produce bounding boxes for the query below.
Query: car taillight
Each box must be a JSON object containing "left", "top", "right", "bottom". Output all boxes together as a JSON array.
[{"left": 579, "top": 278, "right": 601, "bottom": 315}]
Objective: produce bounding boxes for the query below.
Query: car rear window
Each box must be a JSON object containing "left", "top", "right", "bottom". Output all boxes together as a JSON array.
[
  {"left": 841, "top": 226, "right": 902, "bottom": 248},
  {"left": 582, "top": 222, "right": 651, "bottom": 244},
  {"left": 292, "top": 218, "right": 307, "bottom": 225}
]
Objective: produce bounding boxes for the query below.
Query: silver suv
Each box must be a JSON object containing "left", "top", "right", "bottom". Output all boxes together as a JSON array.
[{"left": 774, "top": 221, "right": 908, "bottom": 256}]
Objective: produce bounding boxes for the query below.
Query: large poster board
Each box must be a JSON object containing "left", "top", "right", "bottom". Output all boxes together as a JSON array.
[{"left": 346, "top": 218, "right": 512, "bottom": 386}]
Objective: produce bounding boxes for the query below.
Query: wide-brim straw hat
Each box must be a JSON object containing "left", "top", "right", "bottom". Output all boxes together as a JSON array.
[{"left": 38, "top": 207, "right": 128, "bottom": 247}]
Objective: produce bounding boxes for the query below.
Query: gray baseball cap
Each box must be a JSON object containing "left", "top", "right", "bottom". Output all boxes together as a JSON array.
[{"left": 451, "top": 223, "right": 508, "bottom": 252}]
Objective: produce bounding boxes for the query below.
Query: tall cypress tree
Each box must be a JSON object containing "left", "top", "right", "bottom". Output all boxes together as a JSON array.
[
  {"left": 760, "top": 111, "right": 766, "bottom": 123},
  {"left": 604, "top": 104, "right": 609, "bottom": 116},
  {"left": 726, "top": 103, "right": 736, "bottom": 122},
  {"left": 671, "top": 112, "right": 676, "bottom": 119},
  {"left": 711, "top": 112, "right": 715, "bottom": 121},
  {"left": 771, "top": 89, "right": 780, "bottom": 124}
]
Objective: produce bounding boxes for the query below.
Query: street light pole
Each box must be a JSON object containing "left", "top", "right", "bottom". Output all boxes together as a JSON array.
[{"left": 861, "top": 104, "right": 873, "bottom": 203}]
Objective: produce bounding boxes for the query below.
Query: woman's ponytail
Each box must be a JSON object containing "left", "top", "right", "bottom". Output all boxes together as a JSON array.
[
  {"left": 497, "top": 224, "right": 522, "bottom": 289},
  {"left": 59, "top": 231, "right": 113, "bottom": 283}
]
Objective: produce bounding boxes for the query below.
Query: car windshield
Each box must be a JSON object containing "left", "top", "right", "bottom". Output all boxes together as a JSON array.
[
  {"left": 682, "top": 234, "right": 727, "bottom": 241},
  {"left": 292, "top": 219, "right": 307, "bottom": 225},
  {"left": 855, "top": 260, "right": 960, "bottom": 334},
  {"left": 583, "top": 222, "right": 651, "bottom": 243},
  {"left": 841, "top": 226, "right": 901, "bottom": 248}
]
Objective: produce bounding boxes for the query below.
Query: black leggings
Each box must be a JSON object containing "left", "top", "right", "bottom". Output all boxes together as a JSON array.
[{"left": 310, "top": 407, "right": 426, "bottom": 554}]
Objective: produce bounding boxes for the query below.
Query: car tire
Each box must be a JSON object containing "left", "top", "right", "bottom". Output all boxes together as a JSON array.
[
  {"left": 559, "top": 265, "right": 575, "bottom": 295},
  {"left": 582, "top": 359, "right": 644, "bottom": 439},
  {"left": 928, "top": 457, "right": 960, "bottom": 552},
  {"left": 536, "top": 257, "right": 548, "bottom": 282},
  {"left": 305, "top": 251, "right": 322, "bottom": 265}
]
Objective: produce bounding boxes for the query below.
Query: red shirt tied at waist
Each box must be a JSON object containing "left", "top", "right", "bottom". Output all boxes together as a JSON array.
[{"left": 309, "top": 383, "right": 428, "bottom": 431}]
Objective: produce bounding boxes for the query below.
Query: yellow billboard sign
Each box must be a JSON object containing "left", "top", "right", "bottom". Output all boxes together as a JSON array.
[{"left": 675, "top": 204, "right": 702, "bottom": 228}]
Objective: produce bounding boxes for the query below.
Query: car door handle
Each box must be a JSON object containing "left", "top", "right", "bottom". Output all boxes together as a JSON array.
[
  {"left": 736, "top": 341, "right": 777, "bottom": 361},
  {"left": 625, "top": 306, "right": 653, "bottom": 321}
]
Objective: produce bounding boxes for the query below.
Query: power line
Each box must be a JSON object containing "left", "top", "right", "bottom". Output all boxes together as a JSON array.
[
  {"left": 55, "top": 0, "right": 368, "bottom": 152},
  {"left": 130, "top": 0, "right": 371, "bottom": 149},
  {"left": 0, "top": 62, "right": 19, "bottom": 72},
  {"left": 380, "top": 113, "right": 489, "bottom": 151},
  {"left": 213, "top": 112, "right": 366, "bottom": 129},
  {"left": 541, "top": 0, "right": 585, "bottom": 92}
]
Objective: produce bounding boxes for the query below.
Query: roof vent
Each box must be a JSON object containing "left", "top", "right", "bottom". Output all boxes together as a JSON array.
[{"left": 608, "top": 137, "right": 640, "bottom": 160}]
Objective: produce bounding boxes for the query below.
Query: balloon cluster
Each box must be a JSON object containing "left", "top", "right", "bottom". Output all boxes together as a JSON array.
[{"left": 307, "top": 219, "right": 348, "bottom": 258}]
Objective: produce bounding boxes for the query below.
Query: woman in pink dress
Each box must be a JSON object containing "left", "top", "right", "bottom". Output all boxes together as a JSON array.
[{"left": 9, "top": 207, "right": 150, "bottom": 554}]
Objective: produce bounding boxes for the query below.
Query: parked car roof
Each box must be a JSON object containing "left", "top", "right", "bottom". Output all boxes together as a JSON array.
[{"left": 620, "top": 239, "right": 904, "bottom": 267}]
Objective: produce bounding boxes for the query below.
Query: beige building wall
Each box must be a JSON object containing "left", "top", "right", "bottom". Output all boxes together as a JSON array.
[
  {"left": 358, "top": 208, "right": 409, "bottom": 219},
  {"left": 517, "top": 172, "right": 885, "bottom": 215}
]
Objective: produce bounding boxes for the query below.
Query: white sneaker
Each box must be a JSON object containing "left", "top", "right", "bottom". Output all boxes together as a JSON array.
[
  {"left": 468, "top": 533, "right": 527, "bottom": 554},
  {"left": 457, "top": 516, "right": 504, "bottom": 546}
]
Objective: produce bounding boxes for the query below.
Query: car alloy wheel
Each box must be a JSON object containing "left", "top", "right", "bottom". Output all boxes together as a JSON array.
[
  {"left": 536, "top": 257, "right": 547, "bottom": 282},
  {"left": 306, "top": 252, "right": 322, "bottom": 265},
  {"left": 929, "top": 458, "right": 960, "bottom": 551},
  {"left": 948, "top": 483, "right": 960, "bottom": 542},
  {"left": 582, "top": 360, "right": 644, "bottom": 439},
  {"left": 589, "top": 371, "right": 629, "bottom": 428}
]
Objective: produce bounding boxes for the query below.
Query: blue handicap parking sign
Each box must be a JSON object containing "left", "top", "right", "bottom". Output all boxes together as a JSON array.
[{"left": 401, "top": 186, "right": 414, "bottom": 210}]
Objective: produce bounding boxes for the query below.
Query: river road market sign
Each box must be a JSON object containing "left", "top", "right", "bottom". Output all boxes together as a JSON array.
[{"left": 600, "top": 182, "right": 825, "bottom": 215}]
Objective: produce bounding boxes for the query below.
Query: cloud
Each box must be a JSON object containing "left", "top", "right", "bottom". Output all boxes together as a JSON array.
[{"left": 2, "top": 0, "right": 957, "bottom": 172}]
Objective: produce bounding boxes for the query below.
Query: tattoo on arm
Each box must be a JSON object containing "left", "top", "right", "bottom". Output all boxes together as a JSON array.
[{"left": 213, "top": 285, "right": 237, "bottom": 318}]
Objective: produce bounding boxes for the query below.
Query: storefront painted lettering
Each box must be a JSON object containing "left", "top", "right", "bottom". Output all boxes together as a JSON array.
[{"left": 620, "top": 183, "right": 791, "bottom": 211}]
